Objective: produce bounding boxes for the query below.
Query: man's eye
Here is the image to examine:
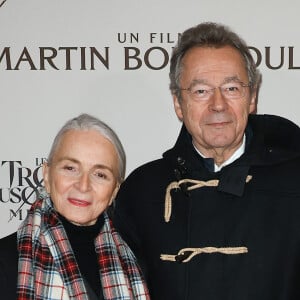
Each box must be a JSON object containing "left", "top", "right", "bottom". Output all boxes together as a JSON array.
[
  {"left": 190, "top": 84, "right": 210, "bottom": 95},
  {"left": 227, "top": 86, "right": 239, "bottom": 92},
  {"left": 194, "top": 89, "right": 207, "bottom": 95}
]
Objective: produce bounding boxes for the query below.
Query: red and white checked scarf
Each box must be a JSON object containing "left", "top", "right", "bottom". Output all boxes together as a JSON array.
[{"left": 17, "top": 197, "right": 150, "bottom": 300}]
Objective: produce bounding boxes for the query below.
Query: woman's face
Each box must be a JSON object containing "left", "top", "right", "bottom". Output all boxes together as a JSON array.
[{"left": 43, "top": 129, "right": 119, "bottom": 226}]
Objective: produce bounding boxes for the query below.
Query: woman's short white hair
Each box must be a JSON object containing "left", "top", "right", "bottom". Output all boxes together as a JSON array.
[{"left": 47, "top": 113, "right": 126, "bottom": 182}]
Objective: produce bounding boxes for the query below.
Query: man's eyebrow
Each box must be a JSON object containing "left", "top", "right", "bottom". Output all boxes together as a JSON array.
[
  {"left": 189, "top": 76, "right": 241, "bottom": 87},
  {"left": 188, "top": 79, "right": 209, "bottom": 87},
  {"left": 222, "top": 76, "right": 241, "bottom": 83}
]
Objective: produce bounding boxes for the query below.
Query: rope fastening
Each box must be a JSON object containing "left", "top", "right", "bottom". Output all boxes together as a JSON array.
[
  {"left": 160, "top": 246, "right": 248, "bottom": 263},
  {"left": 164, "top": 175, "right": 252, "bottom": 222}
]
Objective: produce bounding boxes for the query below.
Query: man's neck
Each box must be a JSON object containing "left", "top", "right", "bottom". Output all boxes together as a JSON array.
[{"left": 194, "top": 135, "right": 246, "bottom": 172}]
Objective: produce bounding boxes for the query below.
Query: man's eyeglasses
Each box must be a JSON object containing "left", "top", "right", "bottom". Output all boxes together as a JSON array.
[{"left": 180, "top": 80, "right": 251, "bottom": 101}]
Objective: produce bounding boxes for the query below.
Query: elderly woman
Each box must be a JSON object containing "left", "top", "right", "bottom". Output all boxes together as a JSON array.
[{"left": 0, "top": 114, "right": 150, "bottom": 300}]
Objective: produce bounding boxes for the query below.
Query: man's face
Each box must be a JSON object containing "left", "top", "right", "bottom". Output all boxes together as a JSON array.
[{"left": 173, "top": 46, "right": 257, "bottom": 159}]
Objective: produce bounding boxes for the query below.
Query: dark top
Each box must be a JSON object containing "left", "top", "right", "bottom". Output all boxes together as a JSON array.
[{"left": 59, "top": 213, "right": 105, "bottom": 300}]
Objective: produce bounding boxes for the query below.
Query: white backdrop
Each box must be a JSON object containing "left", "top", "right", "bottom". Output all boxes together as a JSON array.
[{"left": 1, "top": 0, "right": 300, "bottom": 237}]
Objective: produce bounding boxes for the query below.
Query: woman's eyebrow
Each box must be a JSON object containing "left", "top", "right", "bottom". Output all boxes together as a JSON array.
[{"left": 53, "top": 157, "right": 114, "bottom": 173}]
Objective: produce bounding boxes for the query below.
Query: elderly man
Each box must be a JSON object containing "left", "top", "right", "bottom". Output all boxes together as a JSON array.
[{"left": 114, "top": 22, "right": 300, "bottom": 300}]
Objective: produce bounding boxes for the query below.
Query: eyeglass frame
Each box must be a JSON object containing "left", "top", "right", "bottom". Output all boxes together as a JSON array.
[{"left": 179, "top": 79, "right": 252, "bottom": 101}]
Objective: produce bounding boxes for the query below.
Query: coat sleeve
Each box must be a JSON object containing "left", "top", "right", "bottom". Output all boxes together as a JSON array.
[
  {"left": 112, "top": 171, "right": 142, "bottom": 257},
  {"left": 0, "top": 232, "right": 19, "bottom": 300}
]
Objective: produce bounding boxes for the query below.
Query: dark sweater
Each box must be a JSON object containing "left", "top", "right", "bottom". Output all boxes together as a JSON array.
[{"left": 59, "top": 214, "right": 105, "bottom": 300}]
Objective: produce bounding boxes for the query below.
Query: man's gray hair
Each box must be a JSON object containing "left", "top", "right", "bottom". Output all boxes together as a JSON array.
[{"left": 169, "top": 22, "right": 261, "bottom": 100}]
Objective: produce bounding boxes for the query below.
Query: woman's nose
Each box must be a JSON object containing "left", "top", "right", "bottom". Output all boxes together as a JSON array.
[{"left": 75, "top": 173, "right": 91, "bottom": 192}]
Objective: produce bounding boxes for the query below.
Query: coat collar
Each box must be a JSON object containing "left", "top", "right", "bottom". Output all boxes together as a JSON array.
[{"left": 163, "top": 114, "right": 300, "bottom": 197}]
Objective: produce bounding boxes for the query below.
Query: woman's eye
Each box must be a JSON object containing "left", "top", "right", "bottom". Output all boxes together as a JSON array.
[
  {"left": 63, "top": 165, "right": 75, "bottom": 171},
  {"left": 95, "top": 171, "right": 107, "bottom": 179},
  {"left": 61, "top": 165, "right": 78, "bottom": 174},
  {"left": 57, "top": 164, "right": 79, "bottom": 177}
]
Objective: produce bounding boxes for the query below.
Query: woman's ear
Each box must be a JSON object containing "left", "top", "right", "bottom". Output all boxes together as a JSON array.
[
  {"left": 42, "top": 162, "right": 51, "bottom": 194},
  {"left": 109, "top": 183, "right": 120, "bottom": 206}
]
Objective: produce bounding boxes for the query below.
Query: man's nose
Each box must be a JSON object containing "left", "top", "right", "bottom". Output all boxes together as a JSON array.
[{"left": 208, "top": 87, "right": 228, "bottom": 112}]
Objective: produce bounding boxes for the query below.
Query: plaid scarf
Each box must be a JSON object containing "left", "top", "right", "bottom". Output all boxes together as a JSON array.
[{"left": 17, "top": 197, "right": 150, "bottom": 300}]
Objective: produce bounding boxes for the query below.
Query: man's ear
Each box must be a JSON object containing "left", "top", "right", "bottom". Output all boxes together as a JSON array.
[
  {"left": 173, "top": 94, "right": 184, "bottom": 121},
  {"left": 249, "top": 90, "right": 258, "bottom": 114}
]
